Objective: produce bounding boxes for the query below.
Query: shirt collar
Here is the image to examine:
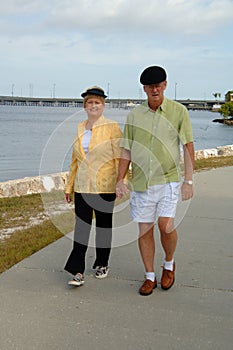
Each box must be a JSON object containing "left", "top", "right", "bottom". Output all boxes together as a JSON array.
[
  {"left": 92, "top": 114, "right": 105, "bottom": 127},
  {"left": 83, "top": 115, "right": 105, "bottom": 129},
  {"left": 144, "top": 96, "right": 167, "bottom": 112}
]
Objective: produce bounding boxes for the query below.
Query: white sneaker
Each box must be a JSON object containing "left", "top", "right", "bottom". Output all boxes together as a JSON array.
[
  {"left": 95, "top": 266, "right": 109, "bottom": 279},
  {"left": 68, "top": 273, "right": 84, "bottom": 286}
]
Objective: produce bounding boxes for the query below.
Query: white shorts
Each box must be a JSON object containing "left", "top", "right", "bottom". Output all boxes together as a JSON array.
[{"left": 130, "top": 182, "right": 181, "bottom": 223}]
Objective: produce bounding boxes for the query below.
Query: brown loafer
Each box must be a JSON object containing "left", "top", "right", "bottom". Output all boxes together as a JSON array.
[
  {"left": 161, "top": 262, "right": 176, "bottom": 290},
  {"left": 139, "top": 278, "right": 157, "bottom": 296}
]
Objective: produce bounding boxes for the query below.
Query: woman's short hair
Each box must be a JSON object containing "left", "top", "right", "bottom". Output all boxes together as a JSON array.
[{"left": 83, "top": 94, "right": 105, "bottom": 107}]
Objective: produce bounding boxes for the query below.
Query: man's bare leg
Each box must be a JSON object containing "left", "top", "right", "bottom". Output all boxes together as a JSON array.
[
  {"left": 158, "top": 217, "right": 177, "bottom": 261},
  {"left": 138, "top": 223, "right": 155, "bottom": 272},
  {"left": 158, "top": 217, "right": 177, "bottom": 290}
]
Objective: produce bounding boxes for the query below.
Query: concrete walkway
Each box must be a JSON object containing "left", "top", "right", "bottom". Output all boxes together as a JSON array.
[{"left": 0, "top": 167, "right": 233, "bottom": 350}]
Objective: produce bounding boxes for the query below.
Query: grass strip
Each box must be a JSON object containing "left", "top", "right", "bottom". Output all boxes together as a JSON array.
[
  {"left": 194, "top": 155, "right": 233, "bottom": 170},
  {"left": 0, "top": 220, "right": 63, "bottom": 273}
]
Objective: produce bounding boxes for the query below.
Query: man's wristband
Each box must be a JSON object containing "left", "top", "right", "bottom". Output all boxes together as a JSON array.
[{"left": 183, "top": 180, "right": 193, "bottom": 185}]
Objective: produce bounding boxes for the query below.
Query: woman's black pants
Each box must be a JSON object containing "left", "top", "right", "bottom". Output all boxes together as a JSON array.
[{"left": 64, "top": 192, "right": 116, "bottom": 275}]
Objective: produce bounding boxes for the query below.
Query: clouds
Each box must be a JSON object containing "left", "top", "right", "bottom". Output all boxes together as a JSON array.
[
  {"left": 0, "top": 0, "right": 43, "bottom": 15},
  {"left": 0, "top": 0, "right": 233, "bottom": 99},
  {"left": 3, "top": 0, "right": 233, "bottom": 35}
]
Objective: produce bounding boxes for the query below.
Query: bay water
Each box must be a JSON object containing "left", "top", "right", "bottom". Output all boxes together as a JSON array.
[{"left": 0, "top": 105, "right": 232, "bottom": 182}]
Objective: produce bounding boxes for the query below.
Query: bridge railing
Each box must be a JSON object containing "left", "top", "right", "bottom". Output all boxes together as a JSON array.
[{"left": 0, "top": 95, "right": 224, "bottom": 110}]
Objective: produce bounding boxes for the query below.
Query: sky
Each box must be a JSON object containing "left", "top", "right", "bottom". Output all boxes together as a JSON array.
[{"left": 1, "top": 0, "right": 233, "bottom": 100}]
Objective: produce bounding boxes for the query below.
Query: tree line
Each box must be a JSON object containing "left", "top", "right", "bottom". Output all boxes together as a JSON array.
[{"left": 219, "top": 102, "right": 233, "bottom": 119}]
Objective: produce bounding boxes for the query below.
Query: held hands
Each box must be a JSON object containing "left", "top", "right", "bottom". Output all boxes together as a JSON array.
[
  {"left": 116, "top": 179, "right": 129, "bottom": 199},
  {"left": 65, "top": 193, "right": 72, "bottom": 203},
  {"left": 181, "top": 182, "right": 194, "bottom": 201}
]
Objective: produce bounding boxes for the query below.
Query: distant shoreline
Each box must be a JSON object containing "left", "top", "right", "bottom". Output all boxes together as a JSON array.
[
  {"left": 0, "top": 96, "right": 224, "bottom": 111},
  {"left": 212, "top": 117, "right": 233, "bottom": 125}
]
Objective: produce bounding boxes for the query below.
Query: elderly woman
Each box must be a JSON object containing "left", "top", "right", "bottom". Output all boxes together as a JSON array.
[{"left": 64, "top": 86, "right": 122, "bottom": 286}]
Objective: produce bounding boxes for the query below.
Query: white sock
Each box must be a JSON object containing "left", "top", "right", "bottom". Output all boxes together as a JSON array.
[
  {"left": 164, "top": 259, "right": 174, "bottom": 271},
  {"left": 145, "top": 272, "right": 155, "bottom": 282}
]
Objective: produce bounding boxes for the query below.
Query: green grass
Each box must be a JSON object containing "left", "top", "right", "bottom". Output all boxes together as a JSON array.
[
  {"left": 0, "top": 193, "right": 44, "bottom": 230},
  {"left": 0, "top": 191, "right": 74, "bottom": 273},
  {"left": 0, "top": 156, "right": 232, "bottom": 274},
  {"left": 194, "top": 155, "right": 233, "bottom": 170},
  {"left": 0, "top": 220, "right": 63, "bottom": 273}
]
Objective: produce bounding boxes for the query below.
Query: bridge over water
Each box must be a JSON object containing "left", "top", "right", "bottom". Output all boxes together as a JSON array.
[{"left": 0, "top": 95, "right": 224, "bottom": 110}]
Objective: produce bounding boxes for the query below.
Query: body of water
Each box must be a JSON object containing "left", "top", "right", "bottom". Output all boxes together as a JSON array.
[{"left": 0, "top": 105, "right": 232, "bottom": 182}]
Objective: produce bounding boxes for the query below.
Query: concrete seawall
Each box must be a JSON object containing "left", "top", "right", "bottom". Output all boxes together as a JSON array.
[
  {"left": 194, "top": 144, "right": 233, "bottom": 159},
  {"left": 0, "top": 172, "right": 68, "bottom": 198},
  {"left": 0, "top": 145, "right": 233, "bottom": 198}
]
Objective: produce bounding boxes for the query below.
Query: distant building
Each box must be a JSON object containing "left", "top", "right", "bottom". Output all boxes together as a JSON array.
[
  {"left": 225, "top": 91, "right": 233, "bottom": 102},
  {"left": 212, "top": 103, "right": 221, "bottom": 112}
]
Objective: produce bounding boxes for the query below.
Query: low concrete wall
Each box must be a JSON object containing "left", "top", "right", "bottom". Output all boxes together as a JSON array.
[
  {"left": 0, "top": 145, "right": 232, "bottom": 198},
  {"left": 195, "top": 144, "right": 233, "bottom": 160},
  {"left": 0, "top": 172, "right": 68, "bottom": 198}
]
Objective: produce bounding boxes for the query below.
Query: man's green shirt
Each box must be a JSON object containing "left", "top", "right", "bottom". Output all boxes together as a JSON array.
[{"left": 121, "top": 97, "right": 194, "bottom": 191}]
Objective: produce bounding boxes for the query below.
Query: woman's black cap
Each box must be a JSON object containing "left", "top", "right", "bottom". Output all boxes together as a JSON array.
[
  {"left": 140, "top": 66, "right": 167, "bottom": 85},
  {"left": 81, "top": 86, "right": 107, "bottom": 98}
]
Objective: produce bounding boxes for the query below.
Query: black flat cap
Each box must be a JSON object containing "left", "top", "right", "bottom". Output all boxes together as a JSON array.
[
  {"left": 140, "top": 66, "right": 167, "bottom": 85},
  {"left": 81, "top": 86, "right": 107, "bottom": 98}
]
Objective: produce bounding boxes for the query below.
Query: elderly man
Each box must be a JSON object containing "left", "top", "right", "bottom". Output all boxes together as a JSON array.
[{"left": 116, "top": 66, "right": 194, "bottom": 295}]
